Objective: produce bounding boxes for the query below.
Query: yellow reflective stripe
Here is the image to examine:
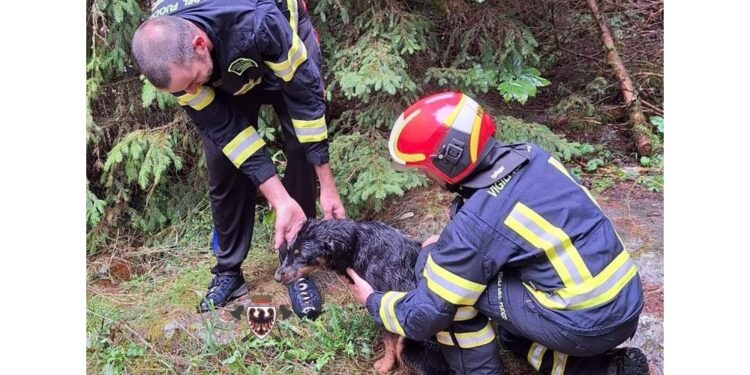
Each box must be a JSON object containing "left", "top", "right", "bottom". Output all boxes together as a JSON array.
[
  {"left": 176, "top": 85, "right": 215, "bottom": 110},
  {"left": 378, "top": 292, "right": 406, "bottom": 336},
  {"left": 292, "top": 116, "right": 326, "bottom": 129},
  {"left": 453, "top": 306, "right": 479, "bottom": 322},
  {"left": 453, "top": 322, "right": 496, "bottom": 348},
  {"left": 436, "top": 331, "right": 454, "bottom": 346},
  {"left": 552, "top": 351, "right": 568, "bottom": 375},
  {"left": 548, "top": 157, "right": 600, "bottom": 208},
  {"left": 576, "top": 261, "right": 636, "bottom": 308},
  {"left": 525, "top": 250, "right": 638, "bottom": 310},
  {"left": 469, "top": 107, "right": 483, "bottom": 163},
  {"left": 527, "top": 343, "right": 548, "bottom": 371},
  {"left": 286, "top": 0, "right": 298, "bottom": 34},
  {"left": 505, "top": 202, "right": 592, "bottom": 287},
  {"left": 292, "top": 116, "right": 327, "bottom": 142},
  {"left": 547, "top": 156, "right": 571, "bottom": 179},
  {"left": 443, "top": 94, "right": 466, "bottom": 128},
  {"left": 263, "top": 0, "right": 303, "bottom": 82},
  {"left": 423, "top": 254, "right": 486, "bottom": 305},
  {"left": 517, "top": 203, "right": 592, "bottom": 283},
  {"left": 389, "top": 109, "right": 425, "bottom": 163},
  {"left": 575, "top": 250, "right": 632, "bottom": 291},
  {"left": 436, "top": 323, "right": 495, "bottom": 349},
  {"left": 221, "top": 127, "right": 266, "bottom": 168},
  {"left": 264, "top": 34, "right": 308, "bottom": 82},
  {"left": 505, "top": 215, "right": 575, "bottom": 287}
]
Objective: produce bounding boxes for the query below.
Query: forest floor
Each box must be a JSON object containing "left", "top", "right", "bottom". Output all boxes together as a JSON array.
[{"left": 87, "top": 177, "right": 663, "bottom": 374}]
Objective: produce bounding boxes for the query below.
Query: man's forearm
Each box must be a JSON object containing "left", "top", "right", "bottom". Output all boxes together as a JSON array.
[
  {"left": 258, "top": 175, "right": 293, "bottom": 208},
  {"left": 314, "top": 162, "right": 346, "bottom": 219},
  {"left": 314, "top": 163, "right": 338, "bottom": 193}
]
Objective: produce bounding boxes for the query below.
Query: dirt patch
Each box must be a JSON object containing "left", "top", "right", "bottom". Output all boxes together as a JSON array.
[
  {"left": 373, "top": 186, "right": 454, "bottom": 240},
  {"left": 642, "top": 283, "right": 664, "bottom": 319}
]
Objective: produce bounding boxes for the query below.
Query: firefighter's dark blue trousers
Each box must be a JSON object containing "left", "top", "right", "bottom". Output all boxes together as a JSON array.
[
  {"left": 201, "top": 89, "right": 317, "bottom": 276},
  {"left": 416, "top": 245, "right": 640, "bottom": 375}
]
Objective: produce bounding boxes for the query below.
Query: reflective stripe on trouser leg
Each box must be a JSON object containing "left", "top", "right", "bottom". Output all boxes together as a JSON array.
[
  {"left": 436, "top": 314, "right": 502, "bottom": 375},
  {"left": 528, "top": 342, "right": 548, "bottom": 370},
  {"left": 551, "top": 351, "right": 568, "bottom": 375}
]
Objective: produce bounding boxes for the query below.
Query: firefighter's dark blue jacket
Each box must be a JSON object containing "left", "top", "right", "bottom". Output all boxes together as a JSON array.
[
  {"left": 151, "top": 0, "right": 328, "bottom": 185},
  {"left": 366, "top": 143, "right": 644, "bottom": 342}
]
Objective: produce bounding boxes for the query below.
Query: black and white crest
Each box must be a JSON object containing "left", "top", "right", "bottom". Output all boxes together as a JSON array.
[{"left": 246, "top": 306, "right": 276, "bottom": 339}]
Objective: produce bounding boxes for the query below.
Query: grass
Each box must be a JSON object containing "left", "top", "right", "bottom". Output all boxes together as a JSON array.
[{"left": 86, "top": 210, "right": 387, "bottom": 375}]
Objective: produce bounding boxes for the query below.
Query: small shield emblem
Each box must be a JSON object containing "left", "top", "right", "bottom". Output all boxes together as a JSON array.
[{"left": 246, "top": 305, "right": 276, "bottom": 339}]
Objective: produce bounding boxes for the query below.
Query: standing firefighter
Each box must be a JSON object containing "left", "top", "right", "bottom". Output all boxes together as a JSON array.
[
  {"left": 131, "top": 0, "right": 345, "bottom": 318},
  {"left": 347, "top": 92, "right": 650, "bottom": 374}
]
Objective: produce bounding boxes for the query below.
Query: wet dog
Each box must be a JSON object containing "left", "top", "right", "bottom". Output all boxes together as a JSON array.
[{"left": 275, "top": 219, "right": 450, "bottom": 375}]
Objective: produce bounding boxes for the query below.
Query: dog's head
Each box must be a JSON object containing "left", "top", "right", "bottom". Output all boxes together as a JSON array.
[{"left": 274, "top": 219, "right": 357, "bottom": 285}]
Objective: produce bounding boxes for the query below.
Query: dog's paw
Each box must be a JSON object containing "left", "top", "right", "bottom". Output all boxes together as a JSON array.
[{"left": 374, "top": 357, "right": 395, "bottom": 374}]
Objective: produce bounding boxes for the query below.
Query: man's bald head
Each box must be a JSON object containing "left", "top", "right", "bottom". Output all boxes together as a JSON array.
[{"left": 131, "top": 16, "right": 198, "bottom": 89}]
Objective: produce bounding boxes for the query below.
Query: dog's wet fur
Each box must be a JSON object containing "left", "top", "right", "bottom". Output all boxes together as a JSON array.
[{"left": 275, "top": 219, "right": 450, "bottom": 375}]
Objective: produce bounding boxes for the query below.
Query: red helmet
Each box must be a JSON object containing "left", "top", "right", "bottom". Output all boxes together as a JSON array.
[{"left": 389, "top": 92, "right": 497, "bottom": 185}]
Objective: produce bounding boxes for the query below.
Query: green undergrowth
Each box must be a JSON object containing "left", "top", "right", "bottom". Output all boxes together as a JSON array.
[{"left": 87, "top": 211, "right": 382, "bottom": 374}]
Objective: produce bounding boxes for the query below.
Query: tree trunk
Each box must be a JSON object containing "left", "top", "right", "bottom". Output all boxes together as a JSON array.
[{"left": 585, "top": 0, "right": 652, "bottom": 156}]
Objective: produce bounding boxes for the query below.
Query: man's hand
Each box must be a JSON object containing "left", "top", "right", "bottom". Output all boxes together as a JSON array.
[
  {"left": 258, "top": 175, "right": 307, "bottom": 249},
  {"left": 272, "top": 198, "right": 306, "bottom": 250},
  {"left": 345, "top": 268, "right": 374, "bottom": 306},
  {"left": 320, "top": 188, "right": 346, "bottom": 220},
  {"left": 314, "top": 163, "right": 346, "bottom": 220}
]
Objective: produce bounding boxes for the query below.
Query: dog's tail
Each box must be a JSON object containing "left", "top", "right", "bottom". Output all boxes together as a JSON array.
[{"left": 398, "top": 337, "right": 451, "bottom": 375}]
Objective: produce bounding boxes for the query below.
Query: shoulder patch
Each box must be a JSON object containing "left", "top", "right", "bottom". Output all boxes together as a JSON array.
[{"left": 228, "top": 58, "right": 258, "bottom": 76}]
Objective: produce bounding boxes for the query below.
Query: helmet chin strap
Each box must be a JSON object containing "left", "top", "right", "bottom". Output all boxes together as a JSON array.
[
  {"left": 455, "top": 139, "right": 531, "bottom": 191},
  {"left": 444, "top": 138, "right": 500, "bottom": 195}
]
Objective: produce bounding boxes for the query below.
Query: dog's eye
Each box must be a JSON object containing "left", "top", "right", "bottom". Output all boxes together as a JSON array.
[{"left": 294, "top": 249, "right": 300, "bottom": 256}]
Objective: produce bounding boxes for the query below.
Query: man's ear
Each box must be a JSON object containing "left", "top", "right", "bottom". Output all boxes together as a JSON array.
[{"left": 192, "top": 35, "right": 208, "bottom": 54}]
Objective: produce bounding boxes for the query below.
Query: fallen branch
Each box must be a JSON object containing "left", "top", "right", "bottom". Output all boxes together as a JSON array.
[
  {"left": 640, "top": 99, "right": 664, "bottom": 116},
  {"left": 586, "top": 0, "right": 653, "bottom": 156}
]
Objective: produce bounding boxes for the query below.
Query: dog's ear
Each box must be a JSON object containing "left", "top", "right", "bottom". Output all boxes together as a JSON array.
[{"left": 291, "top": 219, "right": 319, "bottom": 247}]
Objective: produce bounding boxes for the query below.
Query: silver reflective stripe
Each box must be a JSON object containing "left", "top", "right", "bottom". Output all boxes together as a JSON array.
[
  {"left": 454, "top": 325, "right": 495, "bottom": 348},
  {"left": 274, "top": 36, "right": 306, "bottom": 79},
  {"left": 436, "top": 331, "right": 454, "bottom": 346},
  {"left": 528, "top": 343, "right": 547, "bottom": 370},
  {"left": 186, "top": 86, "right": 211, "bottom": 107},
  {"left": 424, "top": 260, "right": 483, "bottom": 303},
  {"left": 295, "top": 125, "right": 327, "bottom": 137},
  {"left": 552, "top": 351, "right": 568, "bottom": 375},
  {"left": 227, "top": 132, "right": 262, "bottom": 162},
  {"left": 380, "top": 293, "right": 399, "bottom": 333},
  {"left": 538, "top": 257, "right": 635, "bottom": 308},
  {"left": 509, "top": 210, "right": 586, "bottom": 285},
  {"left": 454, "top": 306, "right": 478, "bottom": 321}
]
